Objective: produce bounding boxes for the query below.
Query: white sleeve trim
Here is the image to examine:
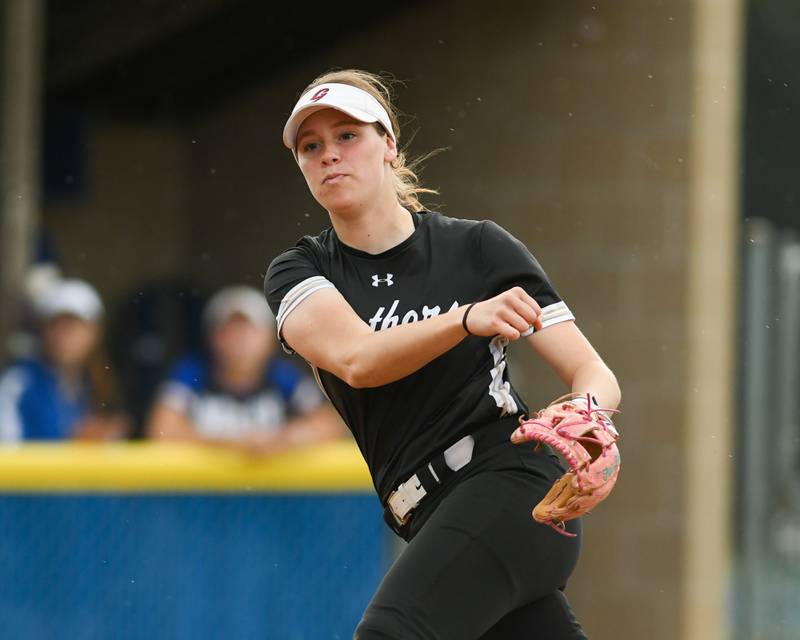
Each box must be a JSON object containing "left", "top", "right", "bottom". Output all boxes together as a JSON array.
[
  {"left": 0, "top": 367, "right": 29, "bottom": 442},
  {"left": 289, "top": 377, "right": 325, "bottom": 415},
  {"left": 539, "top": 301, "right": 575, "bottom": 329},
  {"left": 276, "top": 276, "right": 336, "bottom": 350},
  {"left": 157, "top": 381, "right": 196, "bottom": 416}
]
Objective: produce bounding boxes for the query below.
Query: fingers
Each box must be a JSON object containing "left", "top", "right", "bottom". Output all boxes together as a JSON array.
[
  {"left": 498, "top": 307, "right": 531, "bottom": 334},
  {"left": 513, "top": 286, "right": 542, "bottom": 316},
  {"left": 502, "top": 287, "right": 542, "bottom": 337},
  {"left": 469, "top": 287, "right": 544, "bottom": 339},
  {"left": 496, "top": 321, "right": 522, "bottom": 341}
]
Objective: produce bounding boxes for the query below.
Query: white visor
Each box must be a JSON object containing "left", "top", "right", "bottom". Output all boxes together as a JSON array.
[{"left": 282, "top": 82, "right": 396, "bottom": 150}]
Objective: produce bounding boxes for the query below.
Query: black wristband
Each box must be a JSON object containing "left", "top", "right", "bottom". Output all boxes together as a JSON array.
[{"left": 462, "top": 302, "right": 478, "bottom": 336}]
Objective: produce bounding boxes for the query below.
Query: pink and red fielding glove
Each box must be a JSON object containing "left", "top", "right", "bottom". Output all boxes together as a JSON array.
[{"left": 510, "top": 393, "right": 621, "bottom": 537}]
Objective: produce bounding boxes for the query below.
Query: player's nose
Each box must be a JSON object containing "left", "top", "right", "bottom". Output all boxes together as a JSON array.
[{"left": 321, "top": 146, "right": 340, "bottom": 165}]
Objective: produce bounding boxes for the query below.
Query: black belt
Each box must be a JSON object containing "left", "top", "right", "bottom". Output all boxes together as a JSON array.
[{"left": 382, "top": 419, "right": 516, "bottom": 536}]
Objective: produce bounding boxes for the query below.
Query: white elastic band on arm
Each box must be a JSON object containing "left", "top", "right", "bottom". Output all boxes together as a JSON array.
[
  {"left": 521, "top": 300, "right": 575, "bottom": 337},
  {"left": 540, "top": 301, "right": 574, "bottom": 328},
  {"left": 276, "top": 275, "right": 336, "bottom": 352}
]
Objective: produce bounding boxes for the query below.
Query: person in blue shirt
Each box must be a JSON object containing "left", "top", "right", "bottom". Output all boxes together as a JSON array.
[
  {"left": 0, "top": 279, "right": 130, "bottom": 442},
  {"left": 146, "top": 285, "right": 343, "bottom": 455}
]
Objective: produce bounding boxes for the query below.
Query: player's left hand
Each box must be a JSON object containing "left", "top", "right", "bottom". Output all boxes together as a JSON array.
[{"left": 510, "top": 393, "right": 621, "bottom": 536}]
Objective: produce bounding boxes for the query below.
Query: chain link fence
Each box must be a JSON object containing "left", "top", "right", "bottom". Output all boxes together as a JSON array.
[
  {"left": 0, "top": 445, "right": 390, "bottom": 640},
  {"left": 735, "top": 218, "right": 800, "bottom": 639}
]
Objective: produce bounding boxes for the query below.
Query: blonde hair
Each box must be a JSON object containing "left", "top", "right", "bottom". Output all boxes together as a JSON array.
[{"left": 300, "top": 69, "right": 438, "bottom": 213}]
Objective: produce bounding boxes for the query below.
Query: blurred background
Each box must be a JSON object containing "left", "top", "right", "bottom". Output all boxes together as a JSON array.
[{"left": 0, "top": 0, "right": 798, "bottom": 638}]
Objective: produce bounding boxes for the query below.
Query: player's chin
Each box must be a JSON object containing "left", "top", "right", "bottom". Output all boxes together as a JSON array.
[{"left": 315, "top": 190, "right": 360, "bottom": 215}]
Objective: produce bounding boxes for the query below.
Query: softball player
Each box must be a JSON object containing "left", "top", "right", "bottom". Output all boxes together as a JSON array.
[{"left": 265, "top": 69, "right": 621, "bottom": 639}]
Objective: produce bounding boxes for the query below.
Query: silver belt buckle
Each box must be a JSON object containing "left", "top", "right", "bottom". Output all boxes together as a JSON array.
[{"left": 387, "top": 473, "right": 426, "bottom": 526}]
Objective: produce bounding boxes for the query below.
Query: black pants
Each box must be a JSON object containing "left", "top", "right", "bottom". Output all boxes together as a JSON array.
[{"left": 355, "top": 437, "right": 588, "bottom": 639}]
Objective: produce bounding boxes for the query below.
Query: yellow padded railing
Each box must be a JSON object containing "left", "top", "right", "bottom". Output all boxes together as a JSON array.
[{"left": 0, "top": 440, "right": 373, "bottom": 492}]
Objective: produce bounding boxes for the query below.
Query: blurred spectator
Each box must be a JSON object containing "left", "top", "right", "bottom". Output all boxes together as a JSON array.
[
  {"left": 8, "top": 233, "right": 63, "bottom": 360},
  {"left": 146, "top": 285, "right": 343, "bottom": 455},
  {"left": 0, "top": 279, "right": 130, "bottom": 442}
]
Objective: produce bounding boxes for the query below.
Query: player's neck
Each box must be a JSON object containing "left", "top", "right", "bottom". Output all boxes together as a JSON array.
[{"left": 330, "top": 198, "right": 414, "bottom": 255}]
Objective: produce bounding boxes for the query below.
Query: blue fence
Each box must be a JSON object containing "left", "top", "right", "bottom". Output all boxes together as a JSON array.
[
  {"left": 0, "top": 493, "right": 387, "bottom": 639},
  {"left": 0, "top": 442, "right": 393, "bottom": 640}
]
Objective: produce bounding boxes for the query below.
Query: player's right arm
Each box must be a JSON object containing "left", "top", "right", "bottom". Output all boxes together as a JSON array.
[{"left": 278, "top": 285, "right": 541, "bottom": 389}]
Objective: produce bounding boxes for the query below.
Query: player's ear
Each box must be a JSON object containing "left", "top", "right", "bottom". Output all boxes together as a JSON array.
[{"left": 383, "top": 134, "right": 398, "bottom": 164}]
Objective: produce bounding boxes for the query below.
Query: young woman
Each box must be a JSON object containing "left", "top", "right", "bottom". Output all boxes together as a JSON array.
[
  {"left": 0, "top": 279, "right": 129, "bottom": 442},
  {"left": 147, "top": 285, "right": 342, "bottom": 455},
  {"left": 264, "top": 69, "right": 621, "bottom": 639}
]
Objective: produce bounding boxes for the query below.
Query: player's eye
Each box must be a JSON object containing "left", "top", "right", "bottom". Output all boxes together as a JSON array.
[
  {"left": 340, "top": 132, "right": 356, "bottom": 141},
  {"left": 302, "top": 141, "right": 320, "bottom": 153}
]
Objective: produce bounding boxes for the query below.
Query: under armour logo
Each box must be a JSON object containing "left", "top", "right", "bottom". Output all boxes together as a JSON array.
[
  {"left": 371, "top": 273, "right": 394, "bottom": 287},
  {"left": 310, "top": 88, "right": 329, "bottom": 102}
]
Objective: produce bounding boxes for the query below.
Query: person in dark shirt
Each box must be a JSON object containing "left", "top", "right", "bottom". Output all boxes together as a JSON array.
[
  {"left": 265, "top": 69, "right": 621, "bottom": 639},
  {"left": 147, "top": 285, "right": 342, "bottom": 455}
]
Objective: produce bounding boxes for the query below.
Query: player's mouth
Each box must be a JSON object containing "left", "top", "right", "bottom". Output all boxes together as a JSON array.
[{"left": 323, "top": 173, "right": 347, "bottom": 185}]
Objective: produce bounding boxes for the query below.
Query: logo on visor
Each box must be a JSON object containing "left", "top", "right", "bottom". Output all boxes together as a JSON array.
[{"left": 310, "top": 88, "right": 329, "bottom": 103}]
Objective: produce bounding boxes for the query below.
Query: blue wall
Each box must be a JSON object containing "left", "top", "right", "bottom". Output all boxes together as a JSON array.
[{"left": 0, "top": 494, "right": 387, "bottom": 640}]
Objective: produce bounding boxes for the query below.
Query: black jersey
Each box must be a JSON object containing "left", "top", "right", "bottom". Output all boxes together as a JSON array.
[{"left": 264, "top": 211, "right": 574, "bottom": 500}]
